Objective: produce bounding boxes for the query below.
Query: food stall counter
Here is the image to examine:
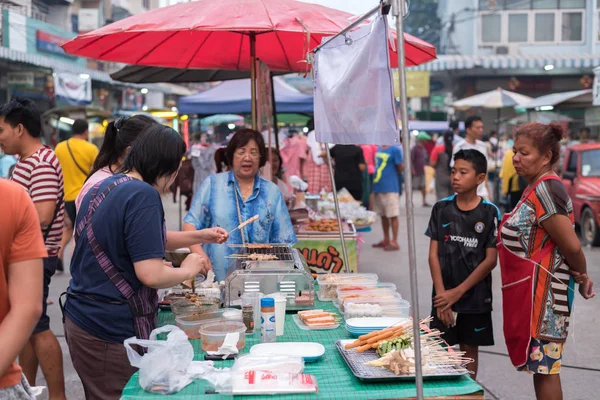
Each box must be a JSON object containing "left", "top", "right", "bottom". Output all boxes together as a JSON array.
[{"left": 121, "top": 299, "right": 483, "bottom": 399}]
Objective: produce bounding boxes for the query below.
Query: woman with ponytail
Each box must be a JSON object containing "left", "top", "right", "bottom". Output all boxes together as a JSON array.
[
  {"left": 75, "top": 115, "right": 156, "bottom": 211},
  {"left": 497, "top": 122, "right": 595, "bottom": 400}
]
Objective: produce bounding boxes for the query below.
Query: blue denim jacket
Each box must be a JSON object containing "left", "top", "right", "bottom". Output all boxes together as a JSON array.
[{"left": 184, "top": 171, "right": 297, "bottom": 280}]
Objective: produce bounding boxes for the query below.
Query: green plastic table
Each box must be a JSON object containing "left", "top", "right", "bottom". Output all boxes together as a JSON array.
[{"left": 121, "top": 299, "right": 483, "bottom": 399}]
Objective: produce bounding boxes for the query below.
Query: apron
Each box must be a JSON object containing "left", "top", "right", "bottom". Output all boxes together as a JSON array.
[
  {"left": 62, "top": 176, "right": 158, "bottom": 340},
  {"left": 497, "top": 174, "right": 558, "bottom": 368}
]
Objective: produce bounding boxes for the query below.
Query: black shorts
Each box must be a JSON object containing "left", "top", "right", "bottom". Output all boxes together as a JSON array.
[
  {"left": 430, "top": 311, "right": 494, "bottom": 347},
  {"left": 33, "top": 256, "right": 58, "bottom": 334},
  {"left": 64, "top": 201, "right": 76, "bottom": 225}
]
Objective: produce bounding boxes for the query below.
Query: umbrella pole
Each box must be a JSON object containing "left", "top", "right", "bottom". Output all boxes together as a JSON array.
[
  {"left": 497, "top": 108, "right": 501, "bottom": 134},
  {"left": 392, "top": 0, "right": 424, "bottom": 398},
  {"left": 325, "top": 144, "right": 350, "bottom": 274},
  {"left": 270, "top": 72, "right": 280, "bottom": 151},
  {"left": 250, "top": 33, "right": 257, "bottom": 130}
]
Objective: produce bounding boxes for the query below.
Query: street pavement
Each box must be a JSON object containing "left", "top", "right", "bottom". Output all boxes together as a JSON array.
[{"left": 40, "top": 194, "right": 600, "bottom": 400}]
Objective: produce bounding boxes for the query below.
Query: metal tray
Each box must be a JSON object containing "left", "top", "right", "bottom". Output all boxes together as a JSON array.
[{"left": 335, "top": 340, "right": 469, "bottom": 382}]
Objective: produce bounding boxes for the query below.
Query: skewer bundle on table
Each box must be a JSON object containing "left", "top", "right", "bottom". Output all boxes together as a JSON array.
[{"left": 344, "top": 316, "right": 473, "bottom": 376}]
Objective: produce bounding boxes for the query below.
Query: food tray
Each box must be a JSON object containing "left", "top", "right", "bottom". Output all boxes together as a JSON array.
[
  {"left": 316, "top": 273, "right": 378, "bottom": 301},
  {"left": 335, "top": 340, "right": 468, "bottom": 382},
  {"left": 292, "top": 314, "right": 340, "bottom": 331}
]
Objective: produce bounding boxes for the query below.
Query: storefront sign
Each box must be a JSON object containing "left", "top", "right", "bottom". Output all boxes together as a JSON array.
[
  {"left": 593, "top": 67, "right": 600, "bottom": 106},
  {"left": 54, "top": 72, "right": 91, "bottom": 104},
  {"left": 295, "top": 238, "right": 358, "bottom": 274},
  {"left": 393, "top": 71, "right": 430, "bottom": 98},
  {"left": 36, "top": 31, "right": 73, "bottom": 58},
  {"left": 430, "top": 94, "right": 446, "bottom": 109},
  {"left": 7, "top": 72, "right": 34, "bottom": 87},
  {"left": 78, "top": 9, "right": 99, "bottom": 33}
]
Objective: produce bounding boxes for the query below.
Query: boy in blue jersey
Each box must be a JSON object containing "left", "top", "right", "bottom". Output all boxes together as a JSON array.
[{"left": 425, "top": 149, "right": 499, "bottom": 380}]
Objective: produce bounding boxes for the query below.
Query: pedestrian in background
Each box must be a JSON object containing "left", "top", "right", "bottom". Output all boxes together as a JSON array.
[
  {"left": 0, "top": 97, "right": 66, "bottom": 400},
  {"left": 437, "top": 120, "right": 463, "bottom": 146},
  {"left": 0, "top": 179, "right": 48, "bottom": 400},
  {"left": 372, "top": 145, "right": 404, "bottom": 252},
  {"left": 0, "top": 148, "right": 16, "bottom": 178},
  {"left": 430, "top": 130, "right": 454, "bottom": 200},
  {"left": 280, "top": 129, "right": 306, "bottom": 181},
  {"left": 451, "top": 116, "right": 491, "bottom": 200},
  {"left": 329, "top": 144, "right": 366, "bottom": 202},
  {"left": 498, "top": 122, "right": 595, "bottom": 400},
  {"left": 499, "top": 147, "right": 524, "bottom": 213},
  {"left": 411, "top": 132, "right": 431, "bottom": 207},
  {"left": 304, "top": 120, "right": 332, "bottom": 194},
  {"left": 360, "top": 144, "right": 378, "bottom": 208},
  {"left": 190, "top": 133, "right": 216, "bottom": 196},
  {"left": 54, "top": 119, "right": 99, "bottom": 271}
]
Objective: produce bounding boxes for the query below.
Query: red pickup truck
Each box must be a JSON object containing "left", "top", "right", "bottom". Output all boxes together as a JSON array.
[{"left": 561, "top": 143, "right": 600, "bottom": 246}]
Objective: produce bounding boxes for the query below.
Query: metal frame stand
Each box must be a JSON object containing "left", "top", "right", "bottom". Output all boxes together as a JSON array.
[
  {"left": 392, "top": 0, "right": 424, "bottom": 397},
  {"left": 324, "top": 145, "right": 351, "bottom": 274},
  {"left": 312, "top": 1, "right": 424, "bottom": 397}
]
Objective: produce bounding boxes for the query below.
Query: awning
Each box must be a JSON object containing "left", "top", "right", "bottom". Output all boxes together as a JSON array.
[
  {"left": 178, "top": 77, "right": 313, "bottom": 115},
  {"left": 110, "top": 64, "right": 288, "bottom": 84},
  {"left": 0, "top": 46, "right": 178, "bottom": 94},
  {"left": 520, "top": 89, "right": 593, "bottom": 109},
  {"left": 409, "top": 53, "right": 600, "bottom": 72}
]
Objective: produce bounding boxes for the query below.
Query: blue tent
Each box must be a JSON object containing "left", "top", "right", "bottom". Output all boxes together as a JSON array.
[{"left": 178, "top": 77, "right": 313, "bottom": 115}]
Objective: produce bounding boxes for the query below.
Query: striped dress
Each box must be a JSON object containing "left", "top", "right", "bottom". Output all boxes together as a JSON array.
[
  {"left": 500, "top": 179, "right": 574, "bottom": 343},
  {"left": 11, "top": 146, "right": 64, "bottom": 258}
]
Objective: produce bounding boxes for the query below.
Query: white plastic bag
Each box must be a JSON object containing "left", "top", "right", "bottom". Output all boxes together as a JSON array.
[
  {"left": 314, "top": 15, "right": 398, "bottom": 145},
  {"left": 124, "top": 325, "right": 195, "bottom": 394}
]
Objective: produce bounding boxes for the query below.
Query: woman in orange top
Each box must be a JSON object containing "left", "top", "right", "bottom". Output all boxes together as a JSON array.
[{"left": 498, "top": 123, "right": 595, "bottom": 400}]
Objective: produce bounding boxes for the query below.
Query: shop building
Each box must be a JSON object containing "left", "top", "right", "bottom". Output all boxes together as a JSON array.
[{"left": 409, "top": 0, "right": 600, "bottom": 134}]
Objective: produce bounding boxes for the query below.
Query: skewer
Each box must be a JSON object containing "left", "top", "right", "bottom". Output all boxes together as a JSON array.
[{"left": 228, "top": 214, "right": 259, "bottom": 235}]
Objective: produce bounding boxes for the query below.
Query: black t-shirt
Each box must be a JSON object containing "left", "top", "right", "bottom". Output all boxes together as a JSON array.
[
  {"left": 425, "top": 195, "right": 500, "bottom": 313},
  {"left": 330, "top": 145, "right": 365, "bottom": 190}
]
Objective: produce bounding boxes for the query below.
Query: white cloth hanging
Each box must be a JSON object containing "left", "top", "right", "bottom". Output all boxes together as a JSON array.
[{"left": 313, "top": 15, "right": 399, "bottom": 145}]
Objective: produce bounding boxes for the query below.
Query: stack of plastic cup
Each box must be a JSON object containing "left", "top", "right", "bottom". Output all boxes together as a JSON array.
[
  {"left": 267, "top": 292, "right": 288, "bottom": 336},
  {"left": 241, "top": 292, "right": 263, "bottom": 333}
]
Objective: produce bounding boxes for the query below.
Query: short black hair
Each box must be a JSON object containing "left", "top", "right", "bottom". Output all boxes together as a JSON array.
[
  {"left": 72, "top": 119, "right": 89, "bottom": 135},
  {"left": 0, "top": 97, "right": 42, "bottom": 138},
  {"left": 120, "top": 124, "right": 186, "bottom": 186},
  {"left": 225, "top": 128, "right": 267, "bottom": 168},
  {"left": 453, "top": 149, "right": 487, "bottom": 175},
  {"left": 449, "top": 120, "right": 459, "bottom": 130},
  {"left": 465, "top": 116, "right": 483, "bottom": 130}
]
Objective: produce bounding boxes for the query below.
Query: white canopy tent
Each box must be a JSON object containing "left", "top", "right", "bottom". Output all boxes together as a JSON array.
[{"left": 520, "top": 89, "right": 593, "bottom": 110}]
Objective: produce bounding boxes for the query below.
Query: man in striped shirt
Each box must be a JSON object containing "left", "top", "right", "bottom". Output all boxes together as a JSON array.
[{"left": 0, "top": 98, "right": 66, "bottom": 400}]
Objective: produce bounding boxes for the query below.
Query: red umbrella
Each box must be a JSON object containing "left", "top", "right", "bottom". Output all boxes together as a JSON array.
[{"left": 61, "top": 0, "right": 436, "bottom": 71}]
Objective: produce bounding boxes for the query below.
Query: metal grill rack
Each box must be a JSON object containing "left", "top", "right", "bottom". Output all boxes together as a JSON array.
[{"left": 240, "top": 244, "right": 294, "bottom": 261}]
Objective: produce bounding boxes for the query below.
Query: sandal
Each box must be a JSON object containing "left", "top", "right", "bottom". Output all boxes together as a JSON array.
[
  {"left": 372, "top": 241, "right": 389, "bottom": 248},
  {"left": 384, "top": 243, "right": 400, "bottom": 252}
]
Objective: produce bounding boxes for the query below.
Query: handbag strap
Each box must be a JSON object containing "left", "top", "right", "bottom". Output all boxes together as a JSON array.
[
  {"left": 43, "top": 190, "right": 63, "bottom": 242},
  {"left": 66, "top": 139, "right": 89, "bottom": 176}
]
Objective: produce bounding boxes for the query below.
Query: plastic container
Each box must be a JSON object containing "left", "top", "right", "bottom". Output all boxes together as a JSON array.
[
  {"left": 336, "top": 291, "right": 403, "bottom": 312},
  {"left": 199, "top": 321, "right": 247, "bottom": 352},
  {"left": 170, "top": 297, "right": 220, "bottom": 317},
  {"left": 335, "top": 282, "right": 397, "bottom": 298},
  {"left": 316, "top": 273, "right": 378, "bottom": 301},
  {"left": 343, "top": 299, "right": 410, "bottom": 319},
  {"left": 175, "top": 308, "right": 242, "bottom": 339},
  {"left": 260, "top": 297, "right": 276, "bottom": 343}
]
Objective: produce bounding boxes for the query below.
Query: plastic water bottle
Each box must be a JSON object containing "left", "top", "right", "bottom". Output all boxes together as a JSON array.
[{"left": 260, "top": 297, "right": 276, "bottom": 343}]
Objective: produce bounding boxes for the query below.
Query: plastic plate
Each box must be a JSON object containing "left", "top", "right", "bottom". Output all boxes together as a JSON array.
[{"left": 250, "top": 342, "right": 325, "bottom": 362}]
